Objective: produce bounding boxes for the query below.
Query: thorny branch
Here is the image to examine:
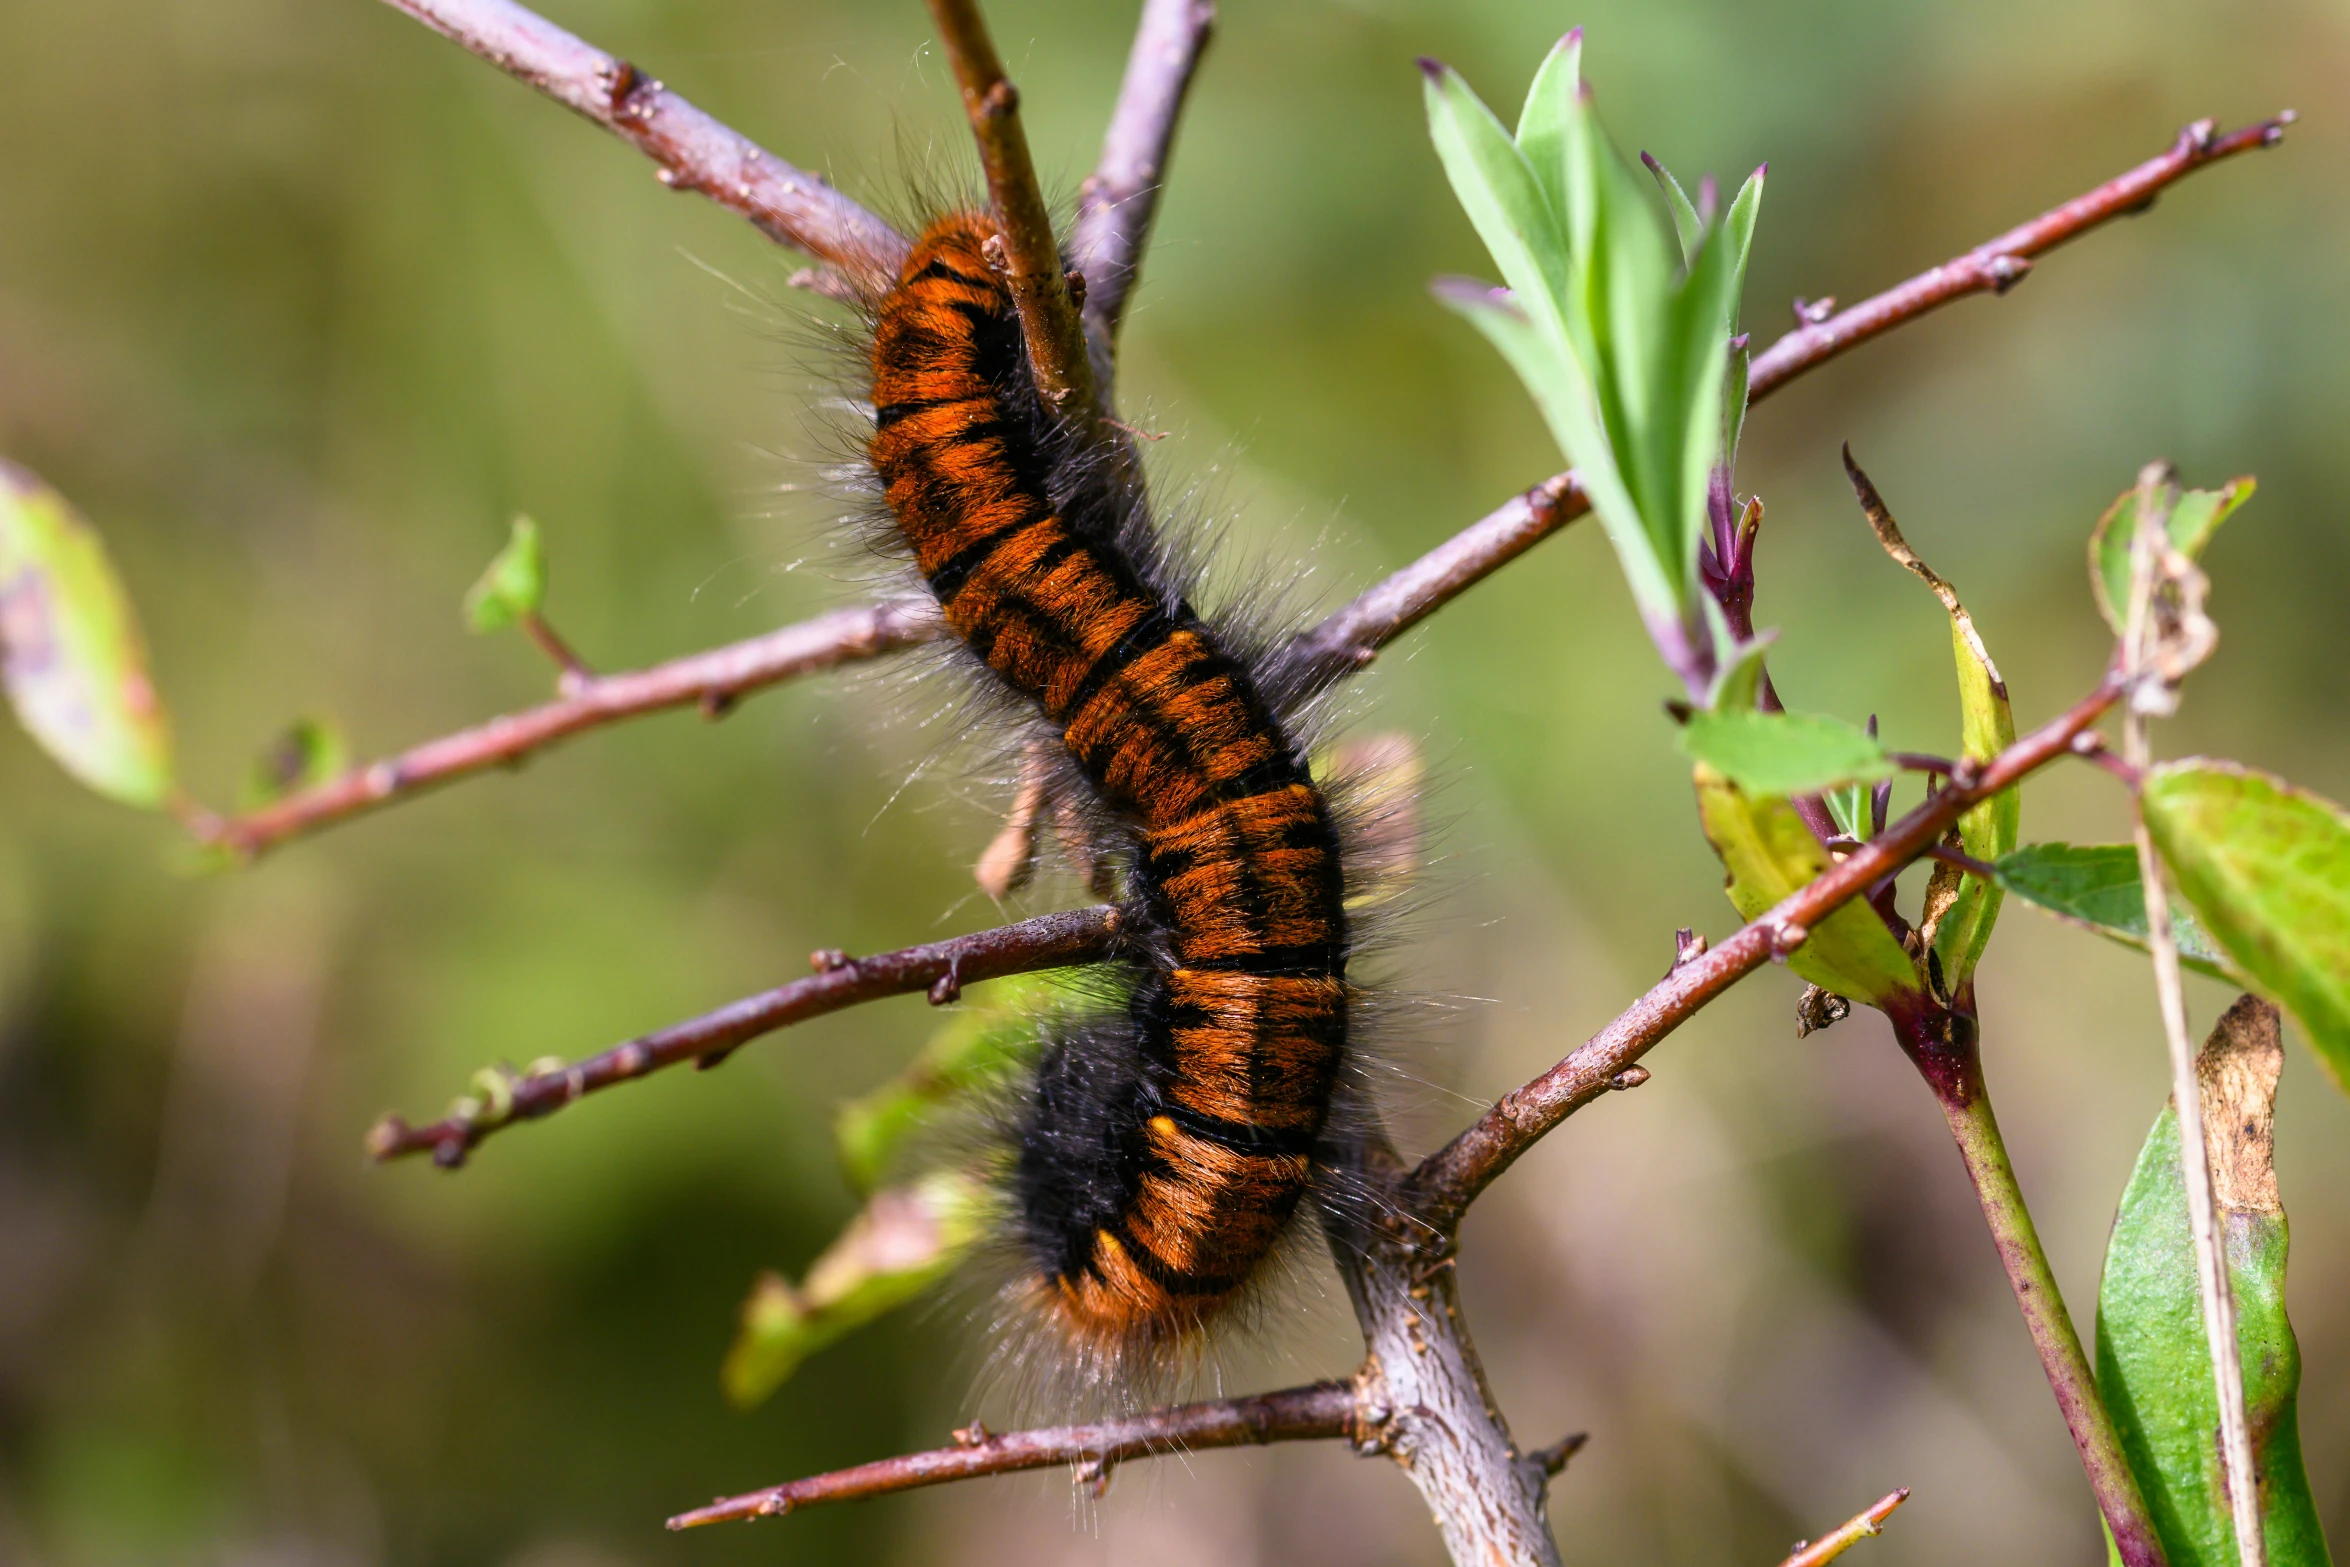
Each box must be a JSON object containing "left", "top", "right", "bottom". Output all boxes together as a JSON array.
[
  {"left": 368, "top": 906, "right": 1116, "bottom": 1166},
  {"left": 1068, "top": 0, "right": 1218, "bottom": 351},
  {"left": 667, "top": 1380, "right": 1356, "bottom": 1528},
  {"left": 926, "top": 0, "right": 1098, "bottom": 419},
  {"left": 1282, "top": 472, "right": 1585, "bottom": 690},
  {"left": 209, "top": 602, "right": 937, "bottom": 859},
  {"left": 372, "top": 0, "right": 906, "bottom": 285},
  {"left": 1745, "top": 114, "right": 2292, "bottom": 397}
]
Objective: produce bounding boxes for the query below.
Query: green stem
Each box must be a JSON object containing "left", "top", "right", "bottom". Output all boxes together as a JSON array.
[{"left": 1892, "top": 1005, "right": 2168, "bottom": 1566}]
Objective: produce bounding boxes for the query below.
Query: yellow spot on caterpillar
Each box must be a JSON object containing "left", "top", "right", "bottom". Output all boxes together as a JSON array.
[
  {"left": 1095, "top": 1228, "right": 1128, "bottom": 1262},
  {"left": 1148, "top": 1115, "right": 1178, "bottom": 1137}
]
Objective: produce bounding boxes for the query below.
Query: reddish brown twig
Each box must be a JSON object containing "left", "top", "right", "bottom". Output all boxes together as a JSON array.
[
  {"left": 669, "top": 1379, "right": 1356, "bottom": 1528},
  {"left": 1776, "top": 1488, "right": 1911, "bottom": 1567},
  {"left": 1069, "top": 0, "right": 1217, "bottom": 350},
  {"left": 1746, "top": 114, "right": 2291, "bottom": 398},
  {"left": 373, "top": 0, "right": 906, "bottom": 284},
  {"left": 209, "top": 602, "right": 937, "bottom": 859},
  {"left": 1403, "top": 672, "right": 2125, "bottom": 1232},
  {"left": 926, "top": 0, "right": 1097, "bottom": 418},
  {"left": 1283, "top": 473, "right": 1585, "bottom": 689},
  {"left": 369, "top": 905, "right": 1117, "bottom": 1167}
]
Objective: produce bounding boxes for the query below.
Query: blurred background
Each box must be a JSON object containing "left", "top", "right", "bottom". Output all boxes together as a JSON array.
[{"left": 2, "top": 0, "right": 2345, "bottom": 1563}]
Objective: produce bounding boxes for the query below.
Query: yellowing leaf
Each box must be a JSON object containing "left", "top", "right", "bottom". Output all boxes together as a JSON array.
[
  {"left": 1846, "top": 450, "right": 2017, "bottom": 993},
  {"left": 0, "top": 460, "right": 174, "bottom": 809},
  {"left": 1694, "top": 764, "right": 1919, "bottom": 1005},
  {"left": 2097, "top": 997, "right": 2333, "bottom": 1566}
]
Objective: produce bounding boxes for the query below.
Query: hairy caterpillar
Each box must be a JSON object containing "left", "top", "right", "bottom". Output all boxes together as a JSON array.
[{"left": 863, "top": 211, "right": 1354, "bottom": 1370}]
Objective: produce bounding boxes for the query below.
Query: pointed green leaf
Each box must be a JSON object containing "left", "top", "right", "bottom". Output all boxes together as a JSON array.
[
  {"left": 1991, "top": 843, "right": 2242, "bottom": 982},
  {"left": 1641, "top": 153, "right": 1705, "bottom": 265},
  {"left": 1514, "top": 29, "right": 1586, "bottom": 227},
  {"left": 0, "top": 460, "right": 175, "bottom": 809},
  {"left": 1652, "top": 215, "right": 1733, "bottom": 593},
  {"left": 1694, "top": 764, "right": 1920, "bottom": 1004},
  {"left": 238, "top": 716, "right": 348, "bottom": 811},
  {"left": 2090, "top": 477, "right": 2254, "bottom": 634},
  {"left": 463, "top": 515, "right": 547, "bottom": 633},
  {"left": 2097, "top": 996, "right": 2334, "bottom": 1567},
  {"left": 1679, "top": 710, "right": 1894, "bottom": 798},
  {"left": 1714, "top": 167, "right": 1764, "bottom": 464},
  {"left": 1724, "top": 338, "right": 1752, "bottom": 477},
  {"left": 2142, "top": 761, "right": 2350, "bottom": 1092},
  {"left": 1422, "top": 62, "right": 1567, "bottom": 341},
  {"left": 1431, "top": 279, "right": 1672, "bottom": 624},
  {"left": 1593, "top": 135, "right": 1679, "bottom": 526},
  {"left": 721, "top": 1170, "right": 989, "bottom": 1407}
]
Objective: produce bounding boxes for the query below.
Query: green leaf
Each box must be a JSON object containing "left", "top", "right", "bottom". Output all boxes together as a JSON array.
[
  {"left": 2097, "top": 996, "right": 2334, "bottom": 1567},
  {"left": 2142, "top": 761, "right": 2350, "bottom": 1092},
  {"left": 1422, "top": 61, "right": 1567, "bottom": 343},
  {"left": 2090, "top": 476, "right": 2253, "bottom": 634},
  {"left": 1429, "top": 277, "right": 1671, "bottom": 624},
  {"left": 1992, "top": 843, "right": 2242, "bottom": 982},
  {"left": 1713, "top": 167, "right": 1764, "bottom": 466},
  {"left": 1641, "top": 152, "right": 1705, "bottom": 265},
  {"left": 0, "top": 459, "right": 175, "bottom": 809},
  {"left": 1651, "top": 200, "right": 1735, "bottom": 595},
  {"left": 1513, "top": 29, "right": 1586, "bottom": 231},
  {"left": 237, "top": 716, "right": 348, "bottom": 810},
  {"left": 1679, "top": 710, "right": 1894, "bottom": 798},
  {"left": 833, "top": 978, "right": 1051, "bottom": 1193},
  {"left": 721, "top": 1170, "right": 989, "bottom": 1408},
  {"left": 1694, "top": 764, "right": 1920, "bottom": 1005},
  {"left": 463, "top": 515, "right": 546, "bottom": 633}
]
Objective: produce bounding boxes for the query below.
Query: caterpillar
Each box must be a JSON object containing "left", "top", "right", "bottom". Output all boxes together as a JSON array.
[{"left": 863, "top": 211, "right": 1353, "bottom": 1369}]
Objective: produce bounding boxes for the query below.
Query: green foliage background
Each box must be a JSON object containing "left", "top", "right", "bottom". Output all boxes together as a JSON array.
[{"left": 0, "top": 1, "right": 2344, "bottom": 1563}]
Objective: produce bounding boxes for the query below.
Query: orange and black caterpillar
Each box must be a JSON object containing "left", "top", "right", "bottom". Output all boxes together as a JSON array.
[{"left": 866, "top": 212, "right": 1351, "bottom": 1362}]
